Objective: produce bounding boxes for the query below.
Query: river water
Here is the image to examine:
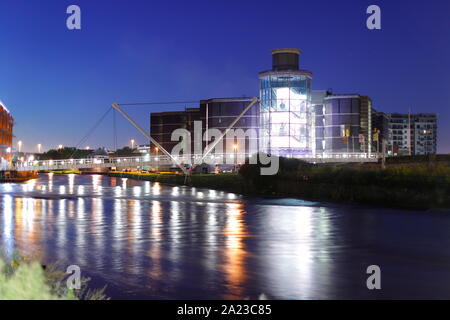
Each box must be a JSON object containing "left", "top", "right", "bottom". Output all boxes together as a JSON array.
[{"left": 1, "top": 173, "right": 450, "bottom": 299}]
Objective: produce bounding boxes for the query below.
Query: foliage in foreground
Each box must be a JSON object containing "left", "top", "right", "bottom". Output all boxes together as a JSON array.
[
  {"left": 0, "top": 253, "right": 108, "bottom": 300},
  {"left": 0, "top": 259, "right": 74, "bottom": 300}
]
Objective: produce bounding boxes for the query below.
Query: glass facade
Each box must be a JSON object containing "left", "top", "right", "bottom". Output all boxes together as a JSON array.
[{"left": 259, "top": 73, "right": 313, "bottom": 156}]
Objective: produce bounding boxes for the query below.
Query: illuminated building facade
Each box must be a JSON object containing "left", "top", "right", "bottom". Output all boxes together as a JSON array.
[
  {"left": 150, "top": 108, "right": 201, "bottom": 154},
  {"left": 314, "top": 94, "right": 372, "bottom": 154},
  {"left": 148, "top": 49, "right": 437, "bottom": 160},
  {"left": 200, "top": 98, "right": 259, "bottom": 156},
  {"left": 386, "top": 113, "right": 437, "bottom": 156},
  {"left": 259, "top": 49, "right": 313, "bottom": 156},
  {"left": 150, "top": 98, "right": 259, "bottom": 157},
  {"left": 413, "top": 114, "right": 437, "bottom": 155},
  {"left": 0, "top": 101, "right": 13, "bottom": 166}
]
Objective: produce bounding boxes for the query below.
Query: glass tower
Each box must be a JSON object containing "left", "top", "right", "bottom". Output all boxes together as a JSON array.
[{"left": 259, "top": 49, "right": 313, "bottom": 157}]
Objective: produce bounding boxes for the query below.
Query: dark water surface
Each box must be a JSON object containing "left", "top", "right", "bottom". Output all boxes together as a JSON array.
[{"left": 1, "top": 174, "right": 450, "bottom": 299}]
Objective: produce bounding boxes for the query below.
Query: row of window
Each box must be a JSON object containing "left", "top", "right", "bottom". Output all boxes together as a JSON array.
[{"left": 260, "top": 75, "right": 312, "bottom": 89}]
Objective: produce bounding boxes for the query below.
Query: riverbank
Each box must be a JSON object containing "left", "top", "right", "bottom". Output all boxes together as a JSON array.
[
  {"left": 239, "top": 157, "right": 450, "bottom": 209},
  {"left": 109, "top": 159, "right": 450, "bottom": 209},
  {"left": 109, "top": 171, "right": 247, "bottom": 193},
  {"left": 0, "top": 170, "right": 38, "bottom": 183}
]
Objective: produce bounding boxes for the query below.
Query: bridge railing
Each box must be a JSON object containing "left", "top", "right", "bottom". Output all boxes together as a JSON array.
[
  {"left": 12, "top": 154, "right": 252, "bottom": 170},
  {"left": 9, "top": 152, "right": 379, "bottom": 171}
]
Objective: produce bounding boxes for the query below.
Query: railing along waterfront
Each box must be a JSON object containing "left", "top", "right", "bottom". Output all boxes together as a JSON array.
[{"left": 6, "top": 152, "right": 379, "bottom": 171}]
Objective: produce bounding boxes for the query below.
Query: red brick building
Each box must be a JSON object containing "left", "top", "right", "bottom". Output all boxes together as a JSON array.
[{"left": 0, "top": 101, "right": 14, "bottom": 165}]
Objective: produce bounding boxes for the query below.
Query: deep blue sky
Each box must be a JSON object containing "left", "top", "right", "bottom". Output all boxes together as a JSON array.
[{"left": 0, "top": 0, "right": 449, "bottom": 152}]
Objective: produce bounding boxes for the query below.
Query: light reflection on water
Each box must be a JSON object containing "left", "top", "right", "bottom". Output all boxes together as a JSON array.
[{"left": 1, "top": 174, "right": 450, "bottom": 299}]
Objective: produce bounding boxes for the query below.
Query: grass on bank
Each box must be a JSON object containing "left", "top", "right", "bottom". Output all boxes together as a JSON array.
[
  {"left": 239, "top": 157, "right": 450, "bottom": 208},
  {"left": 110, "top": 171, "right": 245, "bottom": 193},
  {"left": 0, "top": 253, "right": 108, "bottom": 300},
  {"left": 47, "top": 169, "right": 82, "bottom": 174},
  {"left": 109, "top": 155, "right": 450, "bottom": 208}
]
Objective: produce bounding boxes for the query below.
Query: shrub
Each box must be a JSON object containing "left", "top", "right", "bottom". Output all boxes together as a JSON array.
[
  {"left": 0, "top": 259, "right": 76, "bottom": 300},
  {"left": 0, "top": 253, "right": 108, "bottom": 300}
]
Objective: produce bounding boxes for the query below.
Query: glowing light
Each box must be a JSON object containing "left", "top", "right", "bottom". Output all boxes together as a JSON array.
[
  {"left": 114, "top": 186, "right": 122, "bottom": 197},
  {"left": 171, "top": 186, "right": 179, "bottom": 196},
  {"left": 152, "top": 182, "right": 161, "bottom": 195},
  {"left": 68, "top": 174, "right": 75, "bottom": 193},
  {"left": 2, "top": 195, "right": 14, "bottom": 256},
  {"left": 209, "top": 190, "right": 217, "bottom": 199},
  {"left": 144, "top": 181, "right": 151, "bottom": 194},
  {"left": 133, "top": 186, "right": 142, "bottom": 197}
]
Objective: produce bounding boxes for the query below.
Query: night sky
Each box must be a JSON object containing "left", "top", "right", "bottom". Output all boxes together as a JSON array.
[{"left": 0, "top": 0, "right": 448, "bottom": 152}]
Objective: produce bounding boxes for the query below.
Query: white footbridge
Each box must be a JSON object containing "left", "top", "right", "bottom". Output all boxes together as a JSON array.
[
  {"left": 10, "top": 152, "right": 378, "bottom": 172},
  {"left": 4, "top": 98, "right": 379, "bottom": 173}
]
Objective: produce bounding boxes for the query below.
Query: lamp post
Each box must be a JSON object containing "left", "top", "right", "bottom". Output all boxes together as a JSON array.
[
  {"left": 155, "top": 147, "right": 159, "bottom": 172},
  {"left": 233, "top": 143, "right": 238, "bottom": 172},
  {"left": 6, "top": 147, "right": 12, "bottom": 168}
]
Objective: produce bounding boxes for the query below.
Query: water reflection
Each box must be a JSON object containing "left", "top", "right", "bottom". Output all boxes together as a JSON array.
[
  {"left": 2, "top": 195, "right": 14, "bottom": 257},
  {"left": 222, "top": 202, "right": 248, "bottom": 299},
  {"left": 1, "top": 174, "right": 450, "bottom": 299}
]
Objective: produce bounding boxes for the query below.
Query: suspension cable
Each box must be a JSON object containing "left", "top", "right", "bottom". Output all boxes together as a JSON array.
[
  {"left": 69, "top": 106, "right": 112, "bottom": 158},
  {"left": 117, "top": 101, "right": 199, "bottom": 106},
  {"left": 113, "top": 109, "right": 118, "bottom": 151}
]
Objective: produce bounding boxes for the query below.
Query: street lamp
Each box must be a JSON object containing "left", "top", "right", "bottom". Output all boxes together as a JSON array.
[
  {"left": 58, "top": 144, "right": 63, "bottom": 150},
  {"left": 155, "top": 147, "right": 159, "bottom": 172},
  {"left": 233, "top": 143, "right": 238, "bottom": 171}
]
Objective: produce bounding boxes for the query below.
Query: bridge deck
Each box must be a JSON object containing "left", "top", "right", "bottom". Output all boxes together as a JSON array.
[{"left": 5, "top": 153, "right": 379, "bottom": 172}]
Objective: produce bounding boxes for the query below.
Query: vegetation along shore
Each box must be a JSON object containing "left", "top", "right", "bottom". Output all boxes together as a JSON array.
[{"left": 109, "top": 155, "right": 450, "bottom": 210}]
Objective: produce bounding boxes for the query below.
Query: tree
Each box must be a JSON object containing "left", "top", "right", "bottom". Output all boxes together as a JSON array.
[
  {"left": 114, "top": 146, "right": 135, "bottom": 156},
  {"left": 39, "top": 147, "right": 91, "bottom": 160}
]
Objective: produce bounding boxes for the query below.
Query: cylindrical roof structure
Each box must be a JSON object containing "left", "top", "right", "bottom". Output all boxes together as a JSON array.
[{"left": 271, "top": 48, "right": 301, "bottom": 71}]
